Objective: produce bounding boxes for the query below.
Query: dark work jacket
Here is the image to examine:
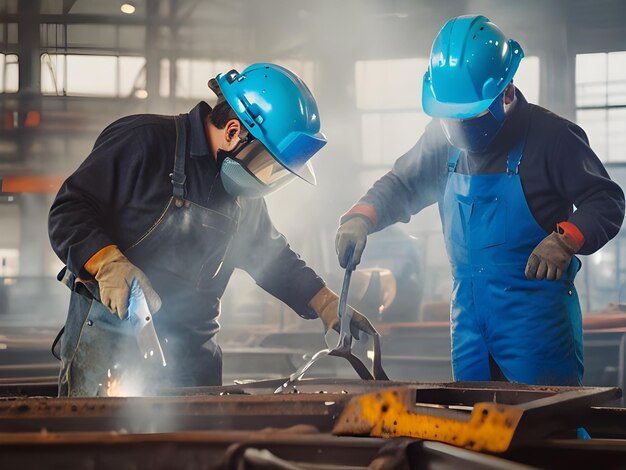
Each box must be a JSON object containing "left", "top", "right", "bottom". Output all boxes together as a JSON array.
[
  {"left": 48, "top": 102, "right": 324, "bottom": 327},
  {"left": 358, "top": 90, "right": 624, "bottom": 255}
]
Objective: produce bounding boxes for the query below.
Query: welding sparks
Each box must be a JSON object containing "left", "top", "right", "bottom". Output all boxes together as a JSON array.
[
  {"left": 103, "top": 366, "right": 147, "bottom": 397},
  {"left": 106, "top": 368, "right": 123, "bottom": 397}
]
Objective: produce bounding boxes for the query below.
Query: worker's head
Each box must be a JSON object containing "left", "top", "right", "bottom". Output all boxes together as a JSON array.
[
  {"left": 207, "top": 63, "right": 327, "bottom": 198},
  {"left": 422, "top": 15, "right": 524, "bottom": 152}
]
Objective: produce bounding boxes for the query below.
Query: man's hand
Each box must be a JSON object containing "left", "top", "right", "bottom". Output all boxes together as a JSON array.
[
  {"left": 335, "top": 217, "right": 370, "bottom": 269},
  {"left": 309, "top": 286, "right": 378, "bottom": 339},
  {"left": 525, "top": 231, "right": 578, "bottom": 281},
  {"left": 84, "top": 245, "right": 161, "bottom": 319}
]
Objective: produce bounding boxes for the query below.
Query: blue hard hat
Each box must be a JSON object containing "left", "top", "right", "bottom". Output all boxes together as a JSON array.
[
  {"left": 422, "top": 15, "right": 524, "bottom": 119},
  {"left": 215, "top": 63, "right": 326, "bottom": 184}
]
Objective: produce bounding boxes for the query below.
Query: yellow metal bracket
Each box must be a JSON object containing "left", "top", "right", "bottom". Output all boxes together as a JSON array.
[{"left": 334, "top": 386, "right": 524, "bottom": 453}]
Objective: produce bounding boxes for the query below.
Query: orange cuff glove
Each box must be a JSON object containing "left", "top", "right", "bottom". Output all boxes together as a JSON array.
[{"left": 525, "top": 223, "right": 584, "bottom": 281}]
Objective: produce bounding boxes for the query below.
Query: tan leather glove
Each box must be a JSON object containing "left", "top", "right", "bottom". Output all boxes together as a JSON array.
[
  {"left": 84, "top": 245, "right": 161, "bottom": 319},
  {"left": 525, "top": 231, "right": 579, "bottom": 281},
  {"left": 309, "top": 286, "right": 378, "bottom": 339}
]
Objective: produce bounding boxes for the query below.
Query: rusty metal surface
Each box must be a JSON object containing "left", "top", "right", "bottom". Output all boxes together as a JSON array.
[
  {"left": 0, "top": 379, "right": 435, "bottom": 435},
  {"left": 333, "top": 383, "right": 622, "bottom": 453},
  {"left": 0, "top": 379, "right": 412, "bottom": 434},
  {"left": 0, "top": 393, "right": 352, "bottom": 433},
  {"left": 1, "top": 379, "right": 626, "bottom": 468}
]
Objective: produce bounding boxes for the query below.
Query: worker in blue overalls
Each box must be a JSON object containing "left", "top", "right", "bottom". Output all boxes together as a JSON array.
[
  {"left": 336, "top": 16, "right": 625, "bottom": 385},
  {"left": 50, "top": 63, "right": 376, "bottom": 396}
]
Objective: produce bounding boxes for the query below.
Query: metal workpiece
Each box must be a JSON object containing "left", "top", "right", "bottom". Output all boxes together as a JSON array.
[
  {"left": 0, "top": 393, "right": 350, "bottom": 434},
  {"left": 333, "top": 382, "right": 622, "bottom": 453},
  {"left": 0, "top": 379, "right": 411, "bottom": 435}
]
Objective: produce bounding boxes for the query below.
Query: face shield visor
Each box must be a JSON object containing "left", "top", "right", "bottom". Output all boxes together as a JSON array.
[
  {"left": 219, "top": 138, "right": 305, "bottom": 198},
  {"left": 440, "top": 91, "right": 507, "bottom": 152}
]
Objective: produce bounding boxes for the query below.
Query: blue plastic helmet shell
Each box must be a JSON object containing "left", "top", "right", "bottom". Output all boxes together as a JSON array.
[
  {"left": 422, "top": 15, "right": 524, "bottom": 119},
  {"left": 215, "top": 63, "right": 327, "bottom": 184}
]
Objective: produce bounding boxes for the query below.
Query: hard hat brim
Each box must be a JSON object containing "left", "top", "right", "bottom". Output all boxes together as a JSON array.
[{"left": 422, "top": 81, "right": 496, "bottom": 119}]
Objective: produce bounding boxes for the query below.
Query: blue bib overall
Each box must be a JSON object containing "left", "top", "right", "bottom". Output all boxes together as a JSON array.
[{"left": 442, "top": 141, "right": 584, "bottom": 385}]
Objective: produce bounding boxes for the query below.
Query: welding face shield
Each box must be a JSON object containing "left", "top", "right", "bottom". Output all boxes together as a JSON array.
[
  {"left": 219, "top": 137, "right": 309, "bottom": 198},
  {"left": 440, "top": 91, "right": 507, "bottom": 152}
]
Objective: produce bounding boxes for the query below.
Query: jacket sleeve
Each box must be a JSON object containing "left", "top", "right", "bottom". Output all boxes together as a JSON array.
[
  {"left": 48, "top": 123, "right": 147, "bottom": 277},
  {"left": 355, "top": 120, "right": 448, "bottom": 232},
  {"left": 550, "top": 122, "right": 625, "bottom": 255},
  {"left": 232, "top": 198, "right": 325, "bottom": 319}
]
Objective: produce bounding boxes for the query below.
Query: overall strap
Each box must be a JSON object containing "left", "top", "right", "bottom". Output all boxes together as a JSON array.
[
  {"left": 447, "top": 146, "right": 462, "bottom": 173},
  {"left": 505, "top": 107, "right": 532, "bottom": 175},
  {"left": 171, "top": 114, "right": 189, "bottom": 199},
  {"left": 506, "top": 139, "right": 527, "bottom": 175}
]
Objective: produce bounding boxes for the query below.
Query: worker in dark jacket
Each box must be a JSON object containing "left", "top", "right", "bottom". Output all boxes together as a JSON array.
[
  {"left": 336, "top": 16, "right": 625, "bottom": 386},
  {"left": 50, "top": 63, "right": 376, "bottom": 397}
]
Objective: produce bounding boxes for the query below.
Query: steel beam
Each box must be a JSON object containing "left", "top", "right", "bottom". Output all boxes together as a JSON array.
[
  {"left": 0, "top": 431, "right": 534, "bottom": 470},
  {"left": 0, "top": 393, "right": 353, "bottom": 433}
]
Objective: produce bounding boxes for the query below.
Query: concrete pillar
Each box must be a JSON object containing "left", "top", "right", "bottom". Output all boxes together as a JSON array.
[
  {"left": 18, "top": 193, "right": 48, "bottom": 276},
  {"left": 17, "top": 0, "right": 40, "bottom": 97}
]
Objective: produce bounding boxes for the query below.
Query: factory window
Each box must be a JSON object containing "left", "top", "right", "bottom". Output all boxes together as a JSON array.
[
  {"left": 576, "top": 51, "right": 626, "bottom": 162},
  {"left": 159, "top": 59, "right": 247, "bottom": 99},
  {"left": 514, "top": 56, "right": 540, "bottom": 104},
  {"left": 41, "top": 54, "right": 147, "bottom": 98},
  {"left": 159, "top": 59, "right": 314, "bottom": 99},
  {"left": 0, "top": 54, "right": 19, "bottom": 93},
  {"left": 356, "top": 56, "right": 540, "bottom": 167},
  {"left": 356, "top": 58, "right": 429, "bottom": 167}
]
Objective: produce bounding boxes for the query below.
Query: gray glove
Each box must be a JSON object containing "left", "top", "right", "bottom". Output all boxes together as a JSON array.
[{"left": 335, "top": 217, "right": 370, "bottom": 269}]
